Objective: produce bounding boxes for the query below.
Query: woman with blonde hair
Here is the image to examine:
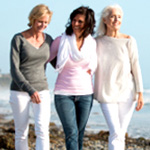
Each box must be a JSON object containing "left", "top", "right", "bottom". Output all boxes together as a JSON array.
[
  {"left": 10, "top": 4, "right": 53, "bottom": 150},
  {"left": 94, "top": 4, "right": 144, "bottom": 150}
]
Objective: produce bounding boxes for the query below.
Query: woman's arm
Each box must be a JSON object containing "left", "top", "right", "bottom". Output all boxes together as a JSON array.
[
  {"left": 10, "top": 35, "right": 36, "bottom": 96},
  {"left": 129, "top": 37, "right": 144, "bottom": 110},
  {"left": 129, "top": 37, "right": 143, "bottom": 93},
  {"left": 48, "top": 36, "right": 61, "bottom": 68},
  {"left": 87, "top": 38, "right": 97, "bottom": 75},
  {"left": 136, "top": 92, "right": 144, "bottom": 111}
]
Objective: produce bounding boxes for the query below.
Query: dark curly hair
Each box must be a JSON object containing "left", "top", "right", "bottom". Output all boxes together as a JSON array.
[{"left": 65, "top": 6, "right": 96, "bottom": 38}]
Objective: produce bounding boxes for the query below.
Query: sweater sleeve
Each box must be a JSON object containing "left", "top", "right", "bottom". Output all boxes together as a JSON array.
[
  {"left": 10, "top": 35, "right": 36, "bottom": 96},
  {"left": 47, "top": 36, "right": 61, "bottom": 68},
  {"left": 129, "top": 37, "right": 143, "bottom": 92},
  {"left": 88, "top": 39, "right": 97, "bottom": 75},
  {"left": 49, "top": 36, "right": 61, "bottom": 62}
]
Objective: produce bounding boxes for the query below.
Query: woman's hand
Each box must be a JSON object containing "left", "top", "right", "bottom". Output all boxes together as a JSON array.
[
  {"left": 136, "top": 92, "right": 144, "bottom": 111},
  {"left": 31, "top": 91, "right": 41, "bottom": 104},
  {"left": 87, "top": 69, "right": 91, "bottom": 75}
]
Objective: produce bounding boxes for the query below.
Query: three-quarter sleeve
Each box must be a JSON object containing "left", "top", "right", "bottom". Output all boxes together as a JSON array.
[
  {"left": 129, "top": 37, "right": 143, "bottom": 92},
  {"left": 10, "top": 35, "right": 36, "bottom": 96}
]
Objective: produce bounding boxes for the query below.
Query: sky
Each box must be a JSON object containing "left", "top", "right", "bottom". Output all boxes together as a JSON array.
[{"left": 0, "top": 0, "right": 150, "bottom": 88}]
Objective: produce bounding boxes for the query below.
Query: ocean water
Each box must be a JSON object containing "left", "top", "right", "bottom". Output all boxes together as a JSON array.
[{"left": 0, "top": 86, "right": 150, "bottom": 139}]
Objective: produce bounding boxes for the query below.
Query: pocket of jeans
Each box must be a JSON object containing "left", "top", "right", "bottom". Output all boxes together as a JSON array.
[
  {"left": 54, "top": 94, "right": 71, "bottom": 108},
  {"left": 9, "top": 90, "right": 29, "bottom": 104},
  {"left": 9, "top": 90, "right": 18, "bottom": 104}
]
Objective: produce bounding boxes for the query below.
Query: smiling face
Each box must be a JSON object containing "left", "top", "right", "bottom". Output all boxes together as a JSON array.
[
  {"left": 103, "top": 8, "right": 122, "bottom": 32},
  {"left": 32, "top": 15, "right": 49, "bottom": 33},
  {"left": 71, "top": 14, "right": 85, "bottom": 37}
]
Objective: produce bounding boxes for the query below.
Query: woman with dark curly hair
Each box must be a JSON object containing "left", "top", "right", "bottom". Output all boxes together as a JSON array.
[{"left": 49, "top": 6, "right": 97, "bottom": 150}]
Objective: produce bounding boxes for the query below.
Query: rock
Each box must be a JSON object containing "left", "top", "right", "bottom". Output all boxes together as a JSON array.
[
  {"left": 0, "top": 120, "right": 150, "bottom": 150},
  {"left": 0, "top": 133, "right": 15, "bottom": 150}
]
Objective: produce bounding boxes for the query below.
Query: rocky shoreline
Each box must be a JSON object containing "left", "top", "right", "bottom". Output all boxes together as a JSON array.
[{"left": 0, "top": 117, "right": 150, "bottom": 150}]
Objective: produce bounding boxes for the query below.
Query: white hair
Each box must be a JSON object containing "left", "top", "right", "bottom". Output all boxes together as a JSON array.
[{"left": 96, "top": 4, "right": 123, "bottom": 36}]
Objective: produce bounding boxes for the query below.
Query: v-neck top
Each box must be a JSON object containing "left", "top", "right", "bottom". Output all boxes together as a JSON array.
[
  {"left": 10, "top": 33, "right": 53, "bottom": 96},
  {"left": 94, "top": 35, "right": 143, "bottom": 103}
]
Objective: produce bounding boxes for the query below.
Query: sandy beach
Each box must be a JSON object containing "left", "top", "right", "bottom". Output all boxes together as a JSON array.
[{"left": 0, "top": 114, "right": 150, "bottom": 150}]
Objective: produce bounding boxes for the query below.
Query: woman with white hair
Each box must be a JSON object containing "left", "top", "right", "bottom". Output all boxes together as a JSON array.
[{"left": 94, "top": 4, "right": 144, "bottom": 150}]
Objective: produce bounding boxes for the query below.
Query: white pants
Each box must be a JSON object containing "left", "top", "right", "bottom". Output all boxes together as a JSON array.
[
  {"left": 100, "top": 98, "right": 136, "bottom": 150},
  {"left": 9, "top": 90, "right": 51, "bottom": 150}
]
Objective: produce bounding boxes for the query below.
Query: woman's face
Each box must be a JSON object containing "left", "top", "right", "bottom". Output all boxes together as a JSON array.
[
  {"left": 71, "top": 14, "right": 85, "bottom": 36},
  {"left": 32, "top": 15, "right": 49, "bottom": 33},
  {"left": 104, "top": 8, "right": 122, "bottom": 32}
]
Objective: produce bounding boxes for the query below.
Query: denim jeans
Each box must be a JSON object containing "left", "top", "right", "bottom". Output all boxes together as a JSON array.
[{"left": 55, "top": 94, "right": 93, "bottom": 150}]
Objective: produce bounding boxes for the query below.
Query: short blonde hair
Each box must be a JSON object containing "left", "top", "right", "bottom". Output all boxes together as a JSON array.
[
  {"left": 28, "top": 4, "right": 53, "bottom": 27},
  {"left": 96, "top": 4, "right": 123, "bottom": 36}
]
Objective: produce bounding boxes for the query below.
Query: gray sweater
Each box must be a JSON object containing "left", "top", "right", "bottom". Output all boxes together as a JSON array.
[{"left": 10, "top": 33, "right": 53, "bottom": 96}]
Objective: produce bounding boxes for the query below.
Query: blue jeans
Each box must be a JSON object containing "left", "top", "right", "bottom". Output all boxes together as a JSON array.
[{"left": 55, "top": 94, "right": 93, "bottom": 150}]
